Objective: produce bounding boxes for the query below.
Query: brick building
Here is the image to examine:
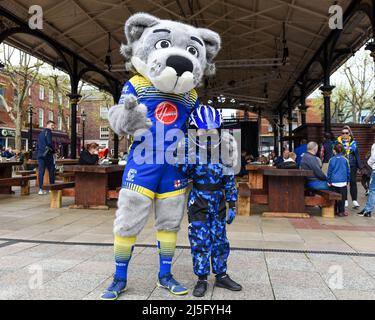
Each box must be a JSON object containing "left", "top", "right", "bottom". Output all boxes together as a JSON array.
[
  {"left": 79, "top": 90, "right": 130, "bottom": 156},
  {"left": 0, "top": 71, "right": 78, "bottom": 157}
]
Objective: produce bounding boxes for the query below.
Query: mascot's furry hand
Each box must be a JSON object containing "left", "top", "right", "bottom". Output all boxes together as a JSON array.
[{"left": 108, "top": 94, "right": 152, "bottom": 136}]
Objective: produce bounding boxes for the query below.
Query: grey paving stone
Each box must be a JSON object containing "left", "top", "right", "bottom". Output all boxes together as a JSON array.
[
  {"left": 0, "top": 284, "right": 29, "bottom": 300},
  {"left": 11, "top": 243, "right": 73, "bottom": 259},
  {"left": 18, "top": 286, "right": 89, "bottom": 300},
  {"left": 333, "top": 289, "right": 375, "bottom": 300},
  {"left": 211, "top": 283, "right": 274, "bottom": 300},
  {"left": 35, "top": 258, "right": 83, "bottom": 272},
  {"left": 0, "top": 255, "right": 41, "bottom": 271},
  {"left": 46, "top": 271, "right": 107, "bottom": 292},
  {"left": 69, "top": 260, "right": 114, "bottom": 276},
  {"left": 268, "top": 270, "right": 328, "bottom": 289},
  {"left": 265, "top": 256, "right": 316, "bottom": 272},
  {"left": 272, "top": 284, "right": 336, "bottom": 300},
  {"left": 0, "top": 242, "right": 39, "bottom": 257}
]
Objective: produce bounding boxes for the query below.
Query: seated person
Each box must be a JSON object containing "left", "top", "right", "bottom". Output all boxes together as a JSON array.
[
  {"left": 276, "top": 152, "right": 298, "bottom": 169},
  {"left": 300, "top": 141, "right": 329, "bottom": 190},
  {"left": 79, "top": 143, "right": 99, "bottom": 165},
  {"left": 274, "top": 149, "right": 290, "bottom": 167}
]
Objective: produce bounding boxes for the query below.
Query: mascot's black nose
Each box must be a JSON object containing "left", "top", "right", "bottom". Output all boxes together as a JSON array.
[{"left": 166, "top": 55, "right": 194, "bottom": 77}]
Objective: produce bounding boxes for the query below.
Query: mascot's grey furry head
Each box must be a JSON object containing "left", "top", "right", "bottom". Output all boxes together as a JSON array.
[{"left": 120, "top": 12, "right": 221, "bottom": 94}]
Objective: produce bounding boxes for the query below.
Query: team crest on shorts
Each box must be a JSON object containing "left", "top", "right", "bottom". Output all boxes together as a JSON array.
[
  {"left": 174, "top": 179, "right": 182, "bottom": 189},
  {"left": 126, "top": 169, "right": 137, "bottom": 182},
  {"left": 155, "top": 102, "right": 178, "bottom": 125}
]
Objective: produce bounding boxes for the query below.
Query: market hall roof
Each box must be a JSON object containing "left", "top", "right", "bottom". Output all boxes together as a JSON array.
[{"left": 0, "top": 0, "right": 374, "bottom": 118}]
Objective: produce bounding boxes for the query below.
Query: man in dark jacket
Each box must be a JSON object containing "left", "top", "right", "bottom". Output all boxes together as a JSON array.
[
  {"left": 37, "top": 121, "right": 56, "bottom": 194},
  {"left": 300, "top": 141, "right": 329, "bottom": 190}
]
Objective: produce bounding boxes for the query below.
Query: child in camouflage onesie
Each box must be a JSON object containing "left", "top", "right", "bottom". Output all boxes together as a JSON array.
[{"left": 177, "top": 105, "right": 242, "bottom": 297}]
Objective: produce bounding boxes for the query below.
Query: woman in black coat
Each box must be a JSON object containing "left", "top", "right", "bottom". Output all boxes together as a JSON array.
[{"left": 79, "top": 143, "right": 100, "bottom": 165}]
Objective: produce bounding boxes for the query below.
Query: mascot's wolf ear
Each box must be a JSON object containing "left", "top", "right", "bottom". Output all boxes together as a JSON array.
[
  {"left": 124, "top": 13, "right": 160, "bottom": 43},
  {"left": 197, "top": 28, "right": 221, "bottom": 76},
  {"left": 120, "top": 13, "right": 160, "bottom": 66}
]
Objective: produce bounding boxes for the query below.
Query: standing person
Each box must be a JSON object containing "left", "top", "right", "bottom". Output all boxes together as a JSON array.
[
  {"left": 336, "top": 125, "right": 362, "bottom": 209},
  {"left": 358, "top": 142, "right": 375, "bottom": 218},
  {"left": 295, "top": 139, "right": 307, "bottom": 167},
  {"left": 177, "top": 105, "right": 241, "bottom": 297},
  {"left": 327, "top": 144, "right": 350, "bottom": 217},
  {"left": 300, "top": 141, "right": 329, "bottom": 190},
  {"left": 320, "top": 132, "right": 335, "bottom": 174},
  {"left": 37, "top": 121, "right": 56, "bottom": 195}
]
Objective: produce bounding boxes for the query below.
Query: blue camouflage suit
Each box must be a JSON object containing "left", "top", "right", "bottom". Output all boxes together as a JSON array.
[{"left": 177, "top": 144, "right": 238, "bottom": 276}]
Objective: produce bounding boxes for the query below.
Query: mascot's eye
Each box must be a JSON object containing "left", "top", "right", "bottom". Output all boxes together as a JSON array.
[
  {"left": 187, "top": 46, "right": 199, "bottom": 57},
  {"left": 155, "top": 40, "right": 171, "bottom": 49}
]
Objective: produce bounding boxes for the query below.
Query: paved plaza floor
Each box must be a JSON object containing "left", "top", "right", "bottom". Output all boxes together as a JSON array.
[{"left": 0, "top": 184, "right": 375, "bottom": 300}]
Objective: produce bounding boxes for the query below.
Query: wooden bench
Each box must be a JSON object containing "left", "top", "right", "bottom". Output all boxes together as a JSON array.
[
  {"left": 305, "top": 189, "right": 342, "bottom": 218},
  {"left": 43, "top": 182, "right": 75, "bottom": 208},
  {"left": 0, "top": 175, "right": 36, "bottom": 195},
  {"left": 16, "top": 170, "right": 35, "bottom": 177},
  {"left": 56, "top": 172, "right": 75, "bottom": 182},
  {"left": 237, "top": 182, "right": 251, "bottom": 216},
  {"left": 242, "top": 185, "right": 340, "bottom": 218}
]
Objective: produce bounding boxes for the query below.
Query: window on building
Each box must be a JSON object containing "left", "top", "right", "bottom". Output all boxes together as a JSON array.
[
  {"left": 48, "top": 89, "right": 53, "bottom": 103},
  {"left": 100, "top": 126, "right": 110, "bottom": 139},
  {"left": 48, "top": 110, "right": 54, "bottom": 122},
  {"left": 58, "top": 115, "right": 62, "bottom": 131},
  {"left": 38, "top": 108, "right": 44, "bottom": 127},
  {"left": 66, "top": 116, "right": 70, "bottom": 130},
  {"left": 100, "top": 106, "right": 109, "bottom": 119},
  {"left": 39, "top": 86, "right": 45, "bottom": 100},
  {"left": 58, "top": 93, "right": 63, "bottom": 105}
]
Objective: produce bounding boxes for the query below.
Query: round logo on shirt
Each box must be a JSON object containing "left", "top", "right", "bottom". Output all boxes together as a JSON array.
[{"left": 154, "top": 102, "right": 178, "bottom": 125}]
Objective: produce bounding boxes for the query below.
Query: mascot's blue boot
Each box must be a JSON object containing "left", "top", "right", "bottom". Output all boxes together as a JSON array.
[
  {"left": 157, "top": 273, "right": 188, "bottom": 295},
  {"left": 100, "top": 278, "right": 127, "bottom": 300}
]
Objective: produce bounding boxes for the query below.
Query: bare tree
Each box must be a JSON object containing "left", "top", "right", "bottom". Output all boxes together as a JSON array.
[
  {"left": 312, "top": 49, "right": 375, "bottom": 124},
  {"left": 0, "top": 44, "right": 43, "bottom": 150},
  {"left": 45, "top": 74, "right": 70, "bottom": 132}
]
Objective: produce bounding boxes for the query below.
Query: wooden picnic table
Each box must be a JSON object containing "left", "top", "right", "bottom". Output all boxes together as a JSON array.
[
  {"left": 26, "top": 159, "right": 79, "bottom": 187},
  {"left": 261, "top": 168, "right": 314, "bottom": 218},
  {"left": 0, "top": 161, "right": 22, "bottom": 194},
  {"left": 64, "top": 164, "right": 125, "bottom": 209},
  {"left": 246, "top": 164, "right": 272, "bottom": 190}
]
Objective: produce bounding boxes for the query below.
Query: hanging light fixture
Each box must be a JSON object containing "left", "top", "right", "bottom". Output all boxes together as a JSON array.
[
  {"left": 104, "top": 32, "right": 112, "bottom": 71},
  {"left": 282, "top": 22, "right": 289, "bottom": 65}
]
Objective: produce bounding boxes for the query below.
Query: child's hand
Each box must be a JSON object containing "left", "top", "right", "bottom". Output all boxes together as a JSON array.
[{"left": 227, "top": 207, "right": 236, "bottom": 224}]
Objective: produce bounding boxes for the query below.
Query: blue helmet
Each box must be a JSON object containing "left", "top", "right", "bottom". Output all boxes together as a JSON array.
[{"left": 189, "top": 105, "right": 222, "bottom": 130}]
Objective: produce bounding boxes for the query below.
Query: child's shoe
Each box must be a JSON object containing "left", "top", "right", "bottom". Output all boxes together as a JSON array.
[
  {"left": 193, "top": 280, "right": 208, "bottom": 297},
  {"left": 100, "top": 278, "right": 127, "bottom": 300},
  {"left": 157, "top": 273, "right": 188, "bottom": 295},
  {"left": 215, "top": 274, "right": 242, "bottom": 291}
]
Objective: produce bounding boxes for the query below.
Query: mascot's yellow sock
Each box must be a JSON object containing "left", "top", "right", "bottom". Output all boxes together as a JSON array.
[
  {"left": 114, "top": 235, "right": 136, "bottom": 281},
  {"left": 156, "top": 231, "right": 177, "bottom": 278}
]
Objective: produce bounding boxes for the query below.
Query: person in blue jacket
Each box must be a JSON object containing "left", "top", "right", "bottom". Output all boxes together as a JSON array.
[
  {"left": 327, "top": 143, "right": 350, "bottom": 217},
  {"left": 295, "top": 139, "right": 307, "bottom": 167},
  {"left": 176, "top": 105, "right": 242, "bottom": 297},
  {"left": 36, "top": 120, "right": 56, "bottom": 195}
]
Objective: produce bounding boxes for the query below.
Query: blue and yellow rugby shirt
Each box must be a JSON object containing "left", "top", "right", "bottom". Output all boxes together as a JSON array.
[{"left": 119, "top": 74, "right": 199, "bottom": 152}]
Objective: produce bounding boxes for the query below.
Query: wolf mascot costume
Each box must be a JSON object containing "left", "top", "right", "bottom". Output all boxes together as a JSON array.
[{"left": 101, "top": 13, "right": 221, "bottom": 300}]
